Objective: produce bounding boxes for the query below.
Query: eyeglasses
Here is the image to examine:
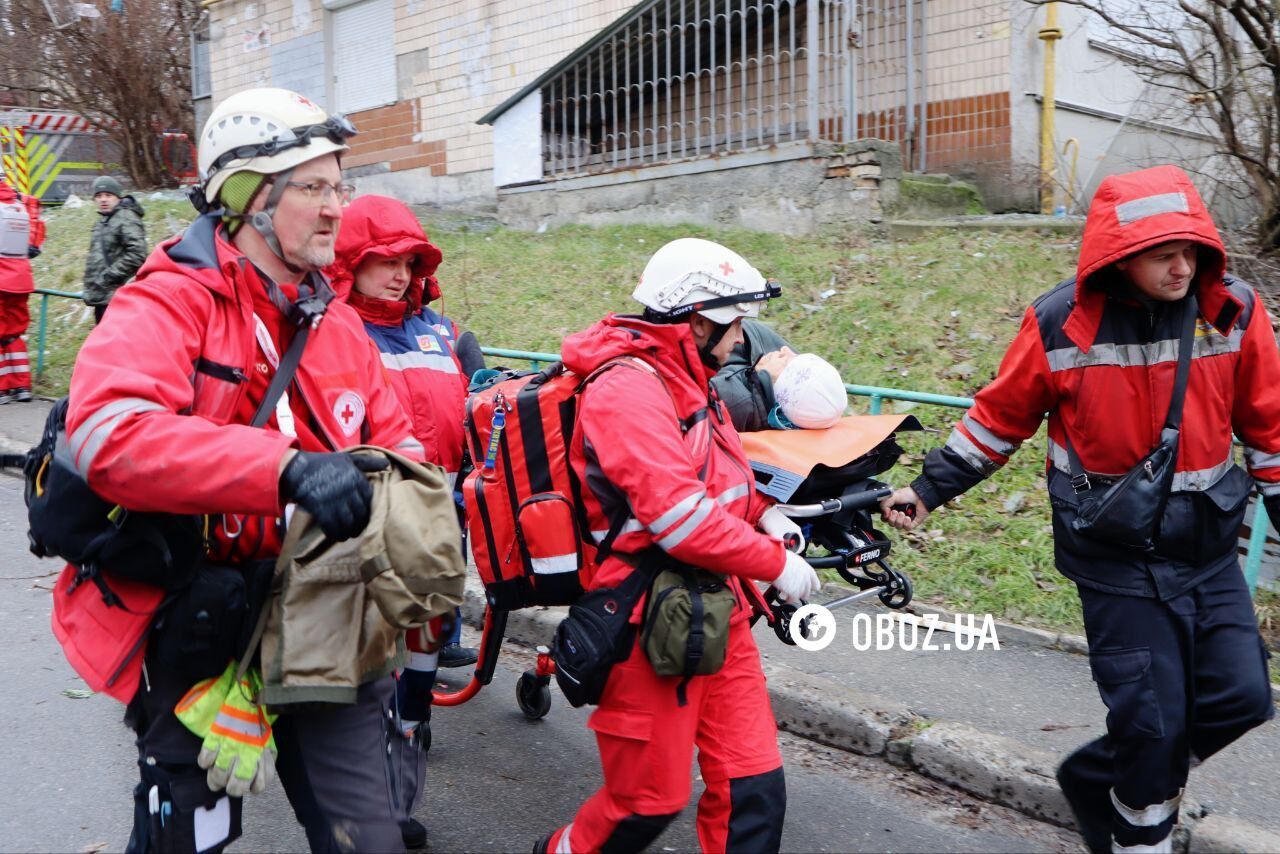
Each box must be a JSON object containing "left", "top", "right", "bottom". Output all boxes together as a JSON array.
[{"left": 283, "top": 180, "right": 356, "bottom": 206}]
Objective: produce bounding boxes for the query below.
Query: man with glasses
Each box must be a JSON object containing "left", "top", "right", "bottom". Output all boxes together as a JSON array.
[{"left": 56, "top": 88, "right": 425, "bottom": 852}]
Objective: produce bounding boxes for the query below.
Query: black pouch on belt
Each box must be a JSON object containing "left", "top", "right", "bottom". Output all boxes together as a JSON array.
[
  {"left": 553, "top": 551, "right": 659, "bottom": 708},
  {"left": 1064, "top": 297, "right": 1196, "bottom": 552},
  {"left": 149, "top": 561, "right": 274, "bottom": 682}
]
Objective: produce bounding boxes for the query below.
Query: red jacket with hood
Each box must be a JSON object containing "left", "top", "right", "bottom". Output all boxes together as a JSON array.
[
  {"left": 327, "top": 195, "right": 467, "bottom": 476},
  {"left": 915, "top": 165, "right": 1280, "bottom": 599},
  {"left": 0, "top": 178, "right": 45, "bottom": 294},
  {"left": 53, "top": 214, "right": 423, "bottom": 701},
  {"left": 563, "top": 314, "right": 785, "bottom": 618}
]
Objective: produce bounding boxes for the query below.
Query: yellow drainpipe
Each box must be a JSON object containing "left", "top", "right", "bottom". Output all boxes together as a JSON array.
[{"left": 1038, "top": 2, "right": 1062, "bottom": 215}]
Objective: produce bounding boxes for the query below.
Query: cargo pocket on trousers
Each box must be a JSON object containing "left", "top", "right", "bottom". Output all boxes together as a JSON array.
[
  {"left": 588, "top": 707, "right": 656, "bottom": 802},
  {"left": 1089, "top": 647, "right": 1164, "bottom": 739}
]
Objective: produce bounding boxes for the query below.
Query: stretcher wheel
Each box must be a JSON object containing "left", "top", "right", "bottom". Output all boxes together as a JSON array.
[
  {"left": 878, "top": 569, "right": 913, "bottom": 609},
  {"left": 516, "top": 670, "right": 552, "bottom": 719}
]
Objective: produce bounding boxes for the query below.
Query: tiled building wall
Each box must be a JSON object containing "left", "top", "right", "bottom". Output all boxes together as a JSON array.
[
  {"left": 207, "top": 0, "right": 634, "bottom": 198},
  {"left": 919, "top": 0, "right": 1013, "bottom": 174}
]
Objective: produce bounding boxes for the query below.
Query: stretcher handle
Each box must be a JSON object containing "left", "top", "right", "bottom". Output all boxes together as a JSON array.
[{"left": 776, "top": 485, "right": 892, "bottom": 518}]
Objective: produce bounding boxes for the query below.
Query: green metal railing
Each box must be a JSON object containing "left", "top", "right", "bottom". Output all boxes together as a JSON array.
[
  {"left": 25, "top": 294, "right": 1272, "bottom": 594},
  {"left": 33, "top": 287, "right": 83, "bottom": 378}
]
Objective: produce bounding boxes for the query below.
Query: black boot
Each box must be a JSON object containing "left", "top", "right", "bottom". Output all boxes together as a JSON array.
[
  {"left": 401, "top": 817, "right": 428, "bottom": 850},
  {"left": 438, "top": 642, "right": 479, "bottom": 669}
]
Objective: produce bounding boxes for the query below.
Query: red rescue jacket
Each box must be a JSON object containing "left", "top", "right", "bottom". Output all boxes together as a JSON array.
[
  {"left": 563, "top": 314, "right": 784, "bottom": 618},
  {"left": 0, "top": 179, "right": 45, "bottom": 294},
  {"left": 916, "top": 165, "right": 1280, "bottom": 598},
  {"left": 53, "top": 215, "right": 422, "bottom": 701}
]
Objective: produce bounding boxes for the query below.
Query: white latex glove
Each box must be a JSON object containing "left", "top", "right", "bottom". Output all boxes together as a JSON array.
[
  {"left": 760, "top": 505, "right": 805, "bottom": 553},
  {"left": 772, "top": 550, "right": 821, "bottom": 604}
]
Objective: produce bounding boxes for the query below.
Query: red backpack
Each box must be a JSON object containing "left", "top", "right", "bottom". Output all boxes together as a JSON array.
[{"left": 463, "top": 359, "right": 651, "bottom": 611}]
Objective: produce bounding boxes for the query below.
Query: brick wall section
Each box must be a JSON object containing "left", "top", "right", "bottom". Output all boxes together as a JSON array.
[
  {"left": 925, "top": 92, "right": 1011, "bottom": 170},
  {"left": 344, "top": 101, "right": 447, "bottom": 175}
]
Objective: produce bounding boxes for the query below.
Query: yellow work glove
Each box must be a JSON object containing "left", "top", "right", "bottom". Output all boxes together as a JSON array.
[{"left": 174, "top": 663, "right": 278, "bottom": 797}]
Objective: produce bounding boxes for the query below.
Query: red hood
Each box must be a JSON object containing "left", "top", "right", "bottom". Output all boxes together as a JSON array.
[
  {"left": 327, "top": 194, "right": 443, "bottom": 314},
  {"left": 562, "top": 314, "right": 715, "bottom": 414},
  {"left": 1066, "top": 165, "right": 1233, "bottom": 349}
]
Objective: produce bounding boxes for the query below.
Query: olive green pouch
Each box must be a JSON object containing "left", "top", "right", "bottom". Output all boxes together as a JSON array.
[{"left": 642, "top": 564, "right": 734, "bottom": 696}]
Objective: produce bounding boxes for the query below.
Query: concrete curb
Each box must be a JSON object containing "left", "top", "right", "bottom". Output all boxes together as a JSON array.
[{"left": 459, "top": 580, "right": 1280, "bottom": 850}]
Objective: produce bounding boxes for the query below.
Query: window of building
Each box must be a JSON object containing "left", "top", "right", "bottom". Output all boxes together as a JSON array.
[{"left": 328, "top": 0, "right": 396, "bottom": 114}]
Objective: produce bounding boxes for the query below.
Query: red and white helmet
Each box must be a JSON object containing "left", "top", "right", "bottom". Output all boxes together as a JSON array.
[{"left": 633, "top": 238, "right": 780, "bottom": 324}]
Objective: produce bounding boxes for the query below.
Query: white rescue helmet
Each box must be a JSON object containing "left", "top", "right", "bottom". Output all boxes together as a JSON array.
[
  {"left": 197, "top": 87, "right": 354, "bottom": 207},
  {"left": 633, "top": 238, "right": 780, "bottom": 325},
  {"left": 774, "top": 353, "right": 848, "bottom": 429}
]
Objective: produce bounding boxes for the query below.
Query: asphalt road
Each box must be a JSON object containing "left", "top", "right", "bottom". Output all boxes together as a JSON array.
[{"left": 0, "top": 473, "right": 1076, "bottom": 852}]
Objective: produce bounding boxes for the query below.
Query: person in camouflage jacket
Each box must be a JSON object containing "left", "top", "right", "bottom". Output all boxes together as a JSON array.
[{"left": 82, "top": 175, "right": 146, "bottom": 323}]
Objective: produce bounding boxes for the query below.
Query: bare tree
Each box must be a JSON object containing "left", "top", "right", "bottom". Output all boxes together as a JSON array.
[
  {"left": 1029, "top": 1, "right": 1280, "bottom": 255},
  {"left": 0, "top": 0, "right": 201, "bottom": 188}
]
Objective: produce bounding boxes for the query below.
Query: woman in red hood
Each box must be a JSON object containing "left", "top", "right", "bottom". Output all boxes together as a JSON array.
[
  {"left": 881, "top": 166, "right": 1279, "bottom": 853},
  {"left": 328, "top": 194, "right": 483, "bottom": 851},
  {"left": 0, "top": 176, "right": 45, "bottom": 403}
]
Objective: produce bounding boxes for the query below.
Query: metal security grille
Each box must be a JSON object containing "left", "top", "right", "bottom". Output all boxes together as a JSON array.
[{"left": 539, "top": 0, "right": 925, "bottom": 179}]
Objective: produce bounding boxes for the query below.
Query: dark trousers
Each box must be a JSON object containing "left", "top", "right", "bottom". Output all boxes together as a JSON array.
[
  {"left": 125, "top": 657, "right": 405, "bottom": 853},
  {"left": 1059, "top": 564, "right": 1274, "bottom": 850}
]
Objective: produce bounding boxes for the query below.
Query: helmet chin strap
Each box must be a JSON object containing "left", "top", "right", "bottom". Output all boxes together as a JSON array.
[
  {"left": 697, "top": 317, "right": 733, "bottom": 370},
  {"left": 246, "top": 167, "right": 304, "bottom": 277}
]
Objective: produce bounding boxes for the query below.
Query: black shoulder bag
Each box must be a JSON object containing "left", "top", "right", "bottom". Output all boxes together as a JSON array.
[{"left": 1063, "top": 296, "right": 1196, "bottom": 551}]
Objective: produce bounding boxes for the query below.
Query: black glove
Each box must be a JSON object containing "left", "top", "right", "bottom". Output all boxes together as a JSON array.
[
  {"left": 27, "top": 244, "right": 40, "bottom": 259},
  {"left": 1265, "top": 494, "right": 1280, "bottom": 537},
  {"left": 279, "top": 451, "right": 390, "bottom": 541}
]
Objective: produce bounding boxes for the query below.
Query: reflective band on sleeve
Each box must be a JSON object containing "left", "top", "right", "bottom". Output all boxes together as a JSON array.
[
  {"left": 715, "top": 482, "right": 750, "bottom": 505},
  {"left": 68, "top": 396, "right": 167, "bottom": 476},
  {"left": 1259, "top": 481, "right": 1280, "bottom": 498},
  {"left": 649, "top": 489, "right": 706, "bottom": 535},
  {"left": 1110, "top": 788, "right": 1182, "bottom": 828},
  {"left": 944, "top": 427, "right": 1001, "bottom": 476},
  {"left": 591, "top": 518, "right": 644, "bottom": 542},
  {"left": 1111, "top": 838, "right": 1172, "bottom": 854},
  {"left": 656, "top": 497, "right": 715, "bottom": 551},
  {"left": 1244, "top": 446, "right": 1280, "bottom": 471},
  {"left": 1116, "top": 191, "right": 1188, "bottom": 225},
  {"left": 380, "top": 350, "right": 461, "bottom": 375},
  {"left": 531, "top": 553, "right": 579, "bottom": 575},
  {"left": 962, "top": 413, "right": 1019, "bottom": 457}
]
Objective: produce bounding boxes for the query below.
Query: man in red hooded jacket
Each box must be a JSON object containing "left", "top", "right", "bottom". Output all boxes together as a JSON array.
[
  {"left": 536, "top": 238, "right": 821, "bottom": 854},
  {"left": 57, "top": 88, "right": 424, "bottom": 853},
  {"left": 882, "top": 165, "right": 1279, "bottom": 853},
  {"left": 0, "top": 175, "right": 44, "bottom": 402}
]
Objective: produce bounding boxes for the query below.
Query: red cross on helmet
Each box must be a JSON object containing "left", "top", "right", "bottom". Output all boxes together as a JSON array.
[{"left": 632, "top": 238, "right": 781, "bottom": 325}]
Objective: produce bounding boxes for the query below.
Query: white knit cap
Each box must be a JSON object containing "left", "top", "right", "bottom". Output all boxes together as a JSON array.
[{"left": 774, "top": 353, "right": 847, "bottom": 429}]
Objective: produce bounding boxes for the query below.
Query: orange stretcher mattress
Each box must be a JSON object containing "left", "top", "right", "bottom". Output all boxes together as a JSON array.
[{"left": 740, "top": 414, "right": 922, "bottom": 501}]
